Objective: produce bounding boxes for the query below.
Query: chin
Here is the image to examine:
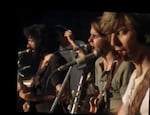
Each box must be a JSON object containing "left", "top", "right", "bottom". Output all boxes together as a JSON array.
[
  {"left": 123, "top": 57, "right": 130, "bottom": 61},
  {"left": 124, "top": 54, "right": 135, "bottom": 61},
  {"left": 122, "top": 54, "right": 130, "bottom": 61}
]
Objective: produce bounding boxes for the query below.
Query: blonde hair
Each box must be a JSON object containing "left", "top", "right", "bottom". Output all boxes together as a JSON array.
[{"left": 100, "top": 11, "right": 150, "bottom": 44}]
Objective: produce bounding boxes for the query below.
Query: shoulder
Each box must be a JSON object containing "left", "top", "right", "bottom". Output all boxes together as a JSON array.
[
  {"left": 54, "top": 52, "right": 67, "bottom": 63},
  {"left": 120, "top": 60, "right": 132, "bottom": 65},
  {"left": 45, "top": 53, "right": 55, "bottom": 60},
  {"left": 119, "top": 61, "right": 135, "bottom": 70},
  {"left": 95, "top": 56, "right": 103, "bottom": 65},
  {"left": 44, "top": 53, "right": 59, "bottom": 64}
]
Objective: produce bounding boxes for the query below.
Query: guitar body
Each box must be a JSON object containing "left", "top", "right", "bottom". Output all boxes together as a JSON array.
[
  {"left": 89, "top": 94, "right": 104, "bottom": 113},
  {"left": 17, "top": 76, "right": 36, "bottom": 112},
  {"left": 89, "top": 97, "right": 98, "bottom": 113}
]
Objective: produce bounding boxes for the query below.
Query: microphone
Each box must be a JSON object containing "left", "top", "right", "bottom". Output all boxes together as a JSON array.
[
  {"left": 19, "top": 65, "right": 31, "bottom": 71},
  {"left": 18, "top": 65, "right": 31, "bottom": 77},
  {"left": 57, "top": 48, "right": 101, "bottom": 71},
  {"left": 18, "top": 49, "right": 30, "bottom": 56},
  {"left": 60, "top": 44, "right": 90, "bottom": 51}
]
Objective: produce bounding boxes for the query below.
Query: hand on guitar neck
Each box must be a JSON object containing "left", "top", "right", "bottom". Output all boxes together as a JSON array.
[{"left": 17, "top": 76, "right": 34, "bottom": 112}]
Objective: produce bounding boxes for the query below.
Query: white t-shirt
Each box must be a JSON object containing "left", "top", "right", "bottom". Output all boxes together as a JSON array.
[{"left": 122, "top": 68, "right": 149, "bottom": 115}]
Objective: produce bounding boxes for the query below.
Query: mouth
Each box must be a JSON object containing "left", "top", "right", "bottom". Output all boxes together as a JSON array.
[
  {"left": 88, "top": 44, "right": 94, "bottom": 49},
  {"left": 116, "top": 49, "right": 127, "bottom": 56}
]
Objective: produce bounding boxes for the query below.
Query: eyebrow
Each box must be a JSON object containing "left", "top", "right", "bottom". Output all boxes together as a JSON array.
[{"left": 115, "top": 26, "right": 128, "bottom": 33}]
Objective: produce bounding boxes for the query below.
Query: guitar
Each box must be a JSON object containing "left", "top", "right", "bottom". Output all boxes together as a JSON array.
[
  {"left": 89, "top": 93, "right": 104, "bottom": 113},
  {"left": 89, "top": 61, "right": 117, "bottom": 113},
  {"left": 17, "top": 75, "right": 34, "bottom": 112}
]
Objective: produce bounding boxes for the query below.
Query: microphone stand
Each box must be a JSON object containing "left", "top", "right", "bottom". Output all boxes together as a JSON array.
[
  {"left": 49, "top": 66, "right": 73, "bottom": 113},
  {"left": 70, "top": 74, "right": 84, "bottom": 114}
]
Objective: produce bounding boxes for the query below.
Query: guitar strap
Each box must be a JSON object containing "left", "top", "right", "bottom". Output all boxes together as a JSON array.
[
  {"left": 128, "top": 68, "right": 150, "bottom": 115},
  {"left": 88, "top": 60, "right": 118, "bottom": 113},
  {"left": 103, "top": 60, "right": 117, "bottom": 110},
  {"left": 105, "top": 60, "right": 118, "bottom": 90}
]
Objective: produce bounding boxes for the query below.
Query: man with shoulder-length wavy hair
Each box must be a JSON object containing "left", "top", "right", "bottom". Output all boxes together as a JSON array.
[{"left": 100, "top": 12, "right": 150, "bottom": 115}]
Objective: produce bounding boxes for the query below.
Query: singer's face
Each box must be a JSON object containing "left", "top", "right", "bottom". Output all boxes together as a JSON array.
[
  {"left": 88, "top": 26, "right": 106, "bottom": 50},
  {"left": 26, "top": 37, "right": 36, "bottom": 52},
  {"left": 110, "top": 24, "right": 139, "bottom": 61}
]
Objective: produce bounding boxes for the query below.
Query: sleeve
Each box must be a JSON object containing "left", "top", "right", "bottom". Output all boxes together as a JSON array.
[
  {"left": 119, "top": 62, "right": 135, "bottom": 97},
  {"left": 95, "top": 58, "right": 100, "bottom": 87},
  {"left": 48, "top": 54, "right": 67, "bottom": 87},
  {"left": 122, "top": 76, "right": 133, "bottom": 104}
]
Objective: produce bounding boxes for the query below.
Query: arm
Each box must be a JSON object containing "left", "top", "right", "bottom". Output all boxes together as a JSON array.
[
  {"left": 17, "top": 75, "right": 32, "bottom": 92},
  {"left": 55, "top": 83, "right": 62, "bottom": 92},
  {"left": 19, "top": 90, "right": 55, "bottom": 102},
  {"left": 64, "top": 29, "right": 85, "bottom": 58},
  {"left": 119, "top": 62, "right": 134, "bottom": 97},
  {"left": 64, "top": 30, "right": 78, "bottom": 48},
  {"left": 117, "top": 62, "right": 134, "bottom": 115},
  {"left": 117, "top": 104, "right": 126, "bottom": 115}
]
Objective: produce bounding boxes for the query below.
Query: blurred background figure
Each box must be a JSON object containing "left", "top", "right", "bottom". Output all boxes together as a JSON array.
[
  {"left": 17, "top": 24, "right": 70, "bottom": 113},
  {"left": 17, "top": 25, "right": 42, "bottom": 112},
  {"left": 54, "top": 25, "right": 86, "bottom": 102},
  {"left": 55, "top": 25, "right": 85, "bottom": 61}
]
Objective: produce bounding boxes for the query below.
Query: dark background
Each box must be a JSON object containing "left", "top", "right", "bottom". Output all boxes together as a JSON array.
[
  {"left": 17, "top": 5, "right": 150, "bottom": 51},
  {"left": 17, "top": 9, "right": 102, "bottom": 50},
  {"left": 15, "top": 4, "right": 149, "bottom": 113}
]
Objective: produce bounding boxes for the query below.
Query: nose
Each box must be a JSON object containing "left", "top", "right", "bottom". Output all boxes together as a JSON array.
[
  {"left": 110, "top": 33, "right": 115, "bottom": 46},
  {"left": 26, "top": 44, "right": 30, "bottom": 49},
  {"left": 110, "top": 33, "right": 122, "bottom": 47},
  {"left": 88, "top": 35, "right": 93, "bottom": 43},
  {"left": 26, "top": 41, "right": 31, "bottom": 49}
]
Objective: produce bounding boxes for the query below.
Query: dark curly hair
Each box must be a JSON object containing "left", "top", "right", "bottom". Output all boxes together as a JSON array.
[{"left": 24, "top": 24, "right": 60, "bottom": 57}]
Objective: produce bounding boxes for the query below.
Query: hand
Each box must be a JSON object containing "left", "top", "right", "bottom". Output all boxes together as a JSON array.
[
  {"left": 19, "top": 90, "right": 32, "bottom": 101},
  {"left": 64, "top": 29, "right": 73, "bottom": 42},
  {"left": 23, "top": 77, "right": 34, "bottom": 87},
  {"left": 22, "top": 101, "right": 30, "bottom": 112},
  {"left": 47, "top": 95, "right": 55, "bottom": 101},
  {"left": 17, "top": 81, "right": 21, "bottom": 91}
]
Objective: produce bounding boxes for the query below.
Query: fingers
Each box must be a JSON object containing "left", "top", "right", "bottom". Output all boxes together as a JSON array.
[
  {"left": 19, "top": 90, "right": 32, "bottom": 101},
  {"left": 22, "top": 102, "right": 30, "bottom": 112},
  {"left": 64, "top": 29, "right": 72, "bottom": 38},
  {"left": 47, "top": 95, "right": 55, "bottom": 101}
]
